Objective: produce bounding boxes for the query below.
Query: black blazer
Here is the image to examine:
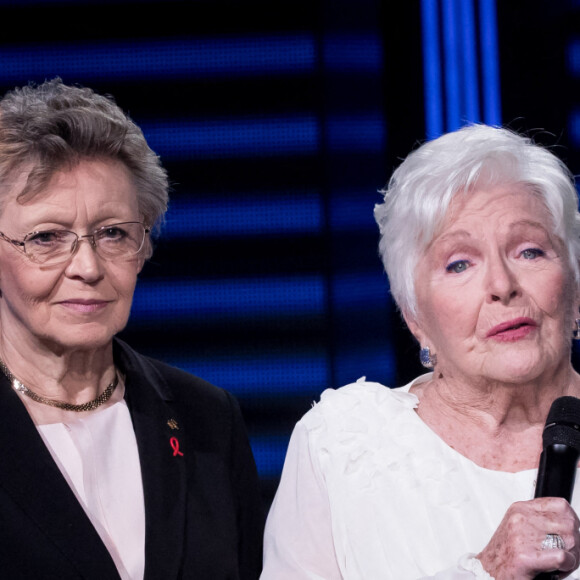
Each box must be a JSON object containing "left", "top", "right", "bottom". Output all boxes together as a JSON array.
[{"left": 0, "top": 339, "right": 264, "bottom": 579}]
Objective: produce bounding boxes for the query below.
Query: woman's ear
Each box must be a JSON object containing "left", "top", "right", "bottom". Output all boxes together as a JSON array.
[
  {"left": 573, "top": 303, "right": 580, "bottom": 338},
  {"left": 137, "top": 237, "right": 152, "bottom": 273},
  {"left": 571, "top": 280, "right": 580, "bottom": 334},
  {"left": 403, "top": 309, "right": 438, "bottom": 369},
  {"left": 401, "top": 309, "right": 427, "bottom": 346}
]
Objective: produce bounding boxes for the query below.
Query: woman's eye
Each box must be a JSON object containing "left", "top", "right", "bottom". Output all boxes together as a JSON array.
[
  {"left": 445, "top": 260, "right": 470, "bottom": 273},
  {"left": 100, "top": 226, "right": 126, "bottom": 240},
  {"left": 27, "top": 231, "right": 63, "bottom": 245},
  {"left": 521, "top": 248, "right": 544, "bottom": 260}
]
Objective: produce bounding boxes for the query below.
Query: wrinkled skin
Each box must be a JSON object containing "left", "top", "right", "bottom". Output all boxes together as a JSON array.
[{"left": 478, "top": 497, "right": 580, "bottom": 579}]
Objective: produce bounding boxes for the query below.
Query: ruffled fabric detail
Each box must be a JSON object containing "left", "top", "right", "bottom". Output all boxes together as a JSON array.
[
  {"left": 458, "top": 555, "right": 495, "bottom": 579},
  {"left": 297, "top": 377, "right": 541, "bottom": 579},
  {"left": 303, "top": 377, "right": 468, "bottom": 505}
]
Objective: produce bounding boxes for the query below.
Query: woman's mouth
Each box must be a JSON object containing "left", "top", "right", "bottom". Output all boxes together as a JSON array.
[
  {"left": 486, "top": 318, "right": 537, "bottom": 342},
  {"left": 58, "top": 300, "right": 109, "bottom": 314}
]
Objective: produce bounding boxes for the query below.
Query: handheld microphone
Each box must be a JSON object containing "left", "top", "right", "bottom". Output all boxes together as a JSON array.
[{"left": 533, "top": 396, "right": 580, "bottom": 580}]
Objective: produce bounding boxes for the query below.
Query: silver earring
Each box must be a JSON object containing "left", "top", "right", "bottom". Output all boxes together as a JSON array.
[
  {"left": 574, "top": 319, "right": 580, "bottom": 340},
  {"left": 420, "top": 346, "right": 437, "bottom": 368}
]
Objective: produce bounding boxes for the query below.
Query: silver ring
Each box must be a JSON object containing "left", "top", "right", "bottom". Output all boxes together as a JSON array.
[{"left": 541, "top": 533, "right": 566, "bottom": 550}]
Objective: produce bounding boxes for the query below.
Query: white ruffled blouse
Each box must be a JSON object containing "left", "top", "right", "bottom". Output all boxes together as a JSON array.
[{"left": 261, "top": 375, "right": 580, "bottom": 580}]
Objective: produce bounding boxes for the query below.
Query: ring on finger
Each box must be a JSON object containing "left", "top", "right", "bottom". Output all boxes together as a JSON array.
[{"left": 541, "top": 533, "right": 566, "bottom": 550}]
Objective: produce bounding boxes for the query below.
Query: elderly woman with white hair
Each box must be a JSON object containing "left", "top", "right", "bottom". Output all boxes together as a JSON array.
[{"left": 261, "top": 124, "right": 580, "bottom": 579}]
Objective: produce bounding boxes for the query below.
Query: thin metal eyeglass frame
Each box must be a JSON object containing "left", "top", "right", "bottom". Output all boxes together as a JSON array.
[{"left": 0, "top": 221, "right": 151, "bottom": 264}]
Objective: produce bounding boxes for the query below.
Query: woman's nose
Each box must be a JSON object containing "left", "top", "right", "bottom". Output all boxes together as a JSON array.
[
  {"left": 63, "top": 237, "right": 104, "bottom": 281},
  {"left": 485, "top": 254, "right": 520, "bottom": 304}
]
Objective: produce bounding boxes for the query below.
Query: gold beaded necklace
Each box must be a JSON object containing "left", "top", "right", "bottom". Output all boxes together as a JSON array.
[{"left": 0, "top": 358, "right": 118, "bottom": 412}]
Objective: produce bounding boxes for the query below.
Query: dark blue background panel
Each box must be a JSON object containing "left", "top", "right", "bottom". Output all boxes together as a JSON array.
[{"left": 2, "top": 0, "right": 575, "bottom": 508}]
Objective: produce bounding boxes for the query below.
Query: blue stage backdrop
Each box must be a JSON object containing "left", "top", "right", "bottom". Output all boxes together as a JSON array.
[{"left": 0, "top": 0, "right": 577, "bottom": 505}]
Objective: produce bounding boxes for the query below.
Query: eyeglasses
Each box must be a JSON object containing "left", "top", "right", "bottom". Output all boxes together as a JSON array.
[{"left": 0, "top": 222, "right": 151, "bottom": 265}]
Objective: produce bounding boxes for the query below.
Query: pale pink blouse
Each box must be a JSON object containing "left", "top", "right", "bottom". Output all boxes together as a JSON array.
[{"left": 16, "top": 383, "right": 146, "bottom": 580}]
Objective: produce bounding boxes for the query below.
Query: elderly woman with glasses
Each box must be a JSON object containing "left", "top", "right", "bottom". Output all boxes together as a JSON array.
[
  {"left": 0, "top": 79, "right": 264, "bottom": 579},
  {"left": 262, "top": 124, "right": 580, "bottom": 579}
]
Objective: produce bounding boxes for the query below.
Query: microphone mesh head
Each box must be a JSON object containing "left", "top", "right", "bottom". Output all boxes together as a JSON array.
[{"left": 543, "top": 396, "right": 580, "bottom": 451}]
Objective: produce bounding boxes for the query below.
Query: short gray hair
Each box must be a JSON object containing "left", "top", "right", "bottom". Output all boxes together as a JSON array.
[
  {"left": 0, "top": 78, "right": 169, "bottom": 234},
  {"left": 374, "top": 124, "right": 580, "bottom": 318}
]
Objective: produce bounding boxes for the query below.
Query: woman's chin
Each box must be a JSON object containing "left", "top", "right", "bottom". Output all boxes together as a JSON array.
[
  {"left": 480, "top": 357, "right": 559, "bottom": 385},
  {"left": 35, "top": 326, "right": 120, "bottom": 353}
]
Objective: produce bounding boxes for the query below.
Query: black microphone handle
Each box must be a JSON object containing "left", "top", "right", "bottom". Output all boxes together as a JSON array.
[
  {"left": 534, "top": 444, "right": 580, "bottom": 580},
  {"left": 534, "top": 444, "right": 579, "bottom": 501}
]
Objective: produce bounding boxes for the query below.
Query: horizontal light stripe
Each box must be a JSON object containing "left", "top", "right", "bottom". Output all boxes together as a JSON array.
[
  {"left": 130, "top": 276, "right": 326, "bottom": 320},
  {"left": 140, "top": 115, "right": 319, "bottom": 160},
  {"left": 162, "top": 191, "right": 323, "bottom": 238},
  {"left": 161, "top": 185, "right": 381, "bottom": 239},
  {"left": 331, "top": 271, "right": 390, "bottom": 308},
  {"left": 325, "top": 113, "right": 386, "bottom": 152},
  {"left": 130, "top": 270, "right": 392, "bottom": 325},
  {"left": 0, "top": 35, "right": 317, "bottom": 82},
  {"left": 141, "top": 111, "right": 385, "bottom": 161},
  {"left": 163, "top": 351, "right": 330, "bottom": 397}
]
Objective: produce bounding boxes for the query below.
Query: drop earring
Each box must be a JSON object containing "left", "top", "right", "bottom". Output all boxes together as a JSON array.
[
  {"left": 419, "top": 346, "right": 437, "bottom": 369},
  {"left": 574, "top": 318, "right": 580, "bottom": 340}
]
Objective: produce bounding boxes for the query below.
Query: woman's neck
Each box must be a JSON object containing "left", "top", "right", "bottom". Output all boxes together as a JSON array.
[
  {"left": 411, "top": 366, "right": 580, "bottom": 472},
  {"left": 0, "top": 335, "right": 116, "bottom": 405}
]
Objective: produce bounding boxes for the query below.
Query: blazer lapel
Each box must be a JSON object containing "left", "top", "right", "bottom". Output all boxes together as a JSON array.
[
  {"left": 0, "top": 376, "right": 121, "bottom": 579},
  {"left": 119, "top": 345, "right": 188, "bottom": 580}
]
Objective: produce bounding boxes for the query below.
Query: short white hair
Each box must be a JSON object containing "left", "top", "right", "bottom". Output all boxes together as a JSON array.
[{"left": 374, "top": 124, "right": 580, "bottom": 318}]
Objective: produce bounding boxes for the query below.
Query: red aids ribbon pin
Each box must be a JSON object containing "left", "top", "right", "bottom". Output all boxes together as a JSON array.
[{"left": 170, "top": 437, "right": 184, "bottom": 456}]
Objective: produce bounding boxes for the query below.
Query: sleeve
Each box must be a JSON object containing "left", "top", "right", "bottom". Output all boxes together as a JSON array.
[
  {"left": 261, "top": 421, "right": 343, "bottom": 580},
  {"left": 226, "top": 391, "right": 266, "bottom": 580}
]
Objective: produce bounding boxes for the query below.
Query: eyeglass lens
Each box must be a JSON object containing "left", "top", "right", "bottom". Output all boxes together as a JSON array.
[{"left": 23, "top": 223, "right": 146, "bottom": 263}]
